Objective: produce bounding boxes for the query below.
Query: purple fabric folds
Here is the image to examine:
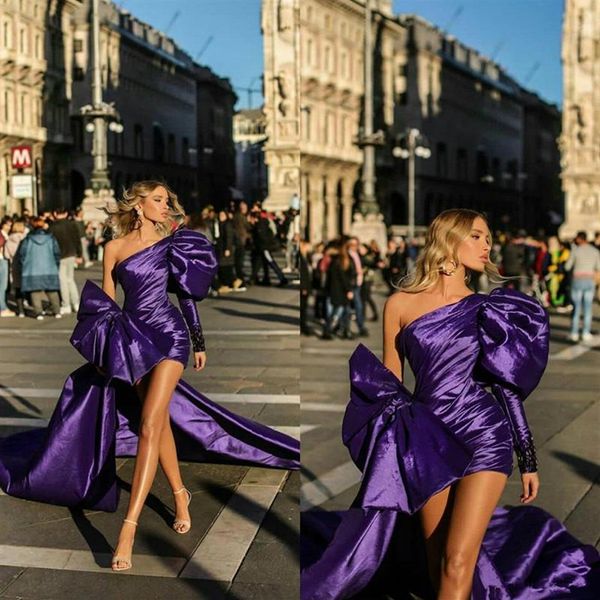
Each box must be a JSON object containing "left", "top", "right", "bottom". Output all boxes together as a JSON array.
[
  {"left": 301, "top": 288, "right": 600, "bottom": 600},
  {"left": 343, "top": 344, "right": 474, "bottom": 513},
  {"left": 0, "top": 227, "right": 299, "bottom": 512},
  {"left": 70, "top": 280, "right": 166, "bottom": 385}
]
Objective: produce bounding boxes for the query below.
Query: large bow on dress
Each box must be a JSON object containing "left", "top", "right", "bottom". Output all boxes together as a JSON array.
[
  {"left": 70, "top": 280, "right": 165, "bottom": 385},
  {"left": 342, "top": 343, "right": 474, "bottom": 513}
]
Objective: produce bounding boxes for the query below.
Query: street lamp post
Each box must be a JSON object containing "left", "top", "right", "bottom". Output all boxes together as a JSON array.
[
  {"left": 79, "top": 0, "right": 123, "bottom": 220},
  {"left": 350, "top": 0, "right": 387, "bottom": 252},
  {"left": 393, "top": 128, "right": 431, "bottom": 238}
]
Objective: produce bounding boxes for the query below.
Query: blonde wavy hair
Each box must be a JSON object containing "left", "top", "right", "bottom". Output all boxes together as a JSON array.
[
  {"left": 398, "top": 208, "right": 503, "bottom": 293},
  {"left": 104, "top": 180, "right": 186, "bottom": 239}
]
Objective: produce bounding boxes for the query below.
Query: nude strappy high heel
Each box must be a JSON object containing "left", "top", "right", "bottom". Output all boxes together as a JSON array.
[
  {"left": 111, "top": 518, "right": 137, "bottom": 572},
  {"left": 173, "top": 487, "right": 192, "bottom": 534}
]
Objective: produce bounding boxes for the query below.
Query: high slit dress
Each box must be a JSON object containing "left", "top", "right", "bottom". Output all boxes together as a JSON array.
[
  {"left": 301, "top": 288, "right": 599, "bottom": 600},
  {"left": 0, "top": 225, "right": 299, "bottom": 512}
]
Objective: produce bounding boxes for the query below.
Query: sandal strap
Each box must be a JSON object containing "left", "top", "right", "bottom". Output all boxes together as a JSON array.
[
  {"left": 173, "top": 487, "right": 188, "bottom": 495},
  {"left": 123, "top": 518, "right": 138, "bottom": 526}
]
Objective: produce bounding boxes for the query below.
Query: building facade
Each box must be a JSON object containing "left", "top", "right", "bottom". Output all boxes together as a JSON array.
[
  {"left": 388, "top": 15, "right": 562, "bottom": 234},
  {"left": 261, "top": 0, "right": 301, "bottom": 214},
  {"left": 233, "top": 108, "right": 268, "bottom": 204},
  {"left": 0, "top": 0, "right": 82, "bottom": 215},
  {"left": 194, "top": 64, "right": 237, "bottom": 209},
  {"left": 560, "top": 0, "right": 600, "bottom": 238},
  {"left": 268, "top": 1, "right": 561, "bottom": 242},
  {"left": 1, "top": 0, "right": 237, "bottom": 217}
]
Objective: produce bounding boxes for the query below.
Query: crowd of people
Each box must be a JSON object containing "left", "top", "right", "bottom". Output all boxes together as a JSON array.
[
  {"left": 187, "top": 200, "right": 299, "bottom": 293},
  {"left": 0, "top": 200, "right": 300, "bottom": 319},
  {"left": 300, "top": 229, "right": 600, "bottom": 343}
]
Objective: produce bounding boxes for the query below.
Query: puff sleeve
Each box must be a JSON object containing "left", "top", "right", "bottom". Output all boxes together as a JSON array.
[
  {"left": 167, "top": 227, "right": 219, "bottom": 352},
  {"left": 476, "top": 288, "right": 550, "bottom": 473}
]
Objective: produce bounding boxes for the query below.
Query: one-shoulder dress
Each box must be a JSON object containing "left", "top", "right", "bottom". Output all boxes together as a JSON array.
[
  {"left": 301, "top": 288, "right": 599, "bottom": 600},
  {"left": 0, "top": 226, "right": 299, "bottom": 512}
]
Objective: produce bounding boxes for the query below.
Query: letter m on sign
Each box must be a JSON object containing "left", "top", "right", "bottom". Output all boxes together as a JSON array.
[{"left": 11, "top": 146, "right": 32, "bottom": 169}]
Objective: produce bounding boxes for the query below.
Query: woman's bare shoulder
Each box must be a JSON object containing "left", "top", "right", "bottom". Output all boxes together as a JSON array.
[{"left": 384, "top": 290, "right": 416, "bottom": 313}]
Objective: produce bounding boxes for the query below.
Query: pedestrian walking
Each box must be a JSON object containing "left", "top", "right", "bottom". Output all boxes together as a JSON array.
[
  {"left": 0, "top": 217, "right": 15, "bottom": 317},
  {"left": 215, "top": 210, "right": 237, "bottom": 294},
  {"left": 3, "top": 220, "right": 27, "bottom": 317},
  {"left": 232, "top": 200, "right": 252, "bottom": 285},
  {"left": 564, "top": 231, "right": 600, "bottom": 342},
  {"left": 74, "top": 207, "right": 93, "bottom": 267},
  {"left": 250, "top": 210, "right": 288, "bottom": 286},
  {"left": 18, "top": 217, "right": 62, "bottom": 320},
  {"left": 348, "top": 237, "right": 368, "bottom": 336},
  {"left": 49, "top": 208, "right": 82, "bottom": 314},
  {"left": 323, "top": 239, "right": 356, "bottom": 340}
]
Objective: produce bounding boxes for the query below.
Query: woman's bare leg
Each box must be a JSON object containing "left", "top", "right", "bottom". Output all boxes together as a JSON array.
[
  {"left": 133, "top": 376, "right": 190, "bottom": 529},
  {"left": 112, "top": 359, "right": 184, "bottom": 569},
  {"left": 438, "top": 471, "right": 508, "bottom": 600},
  {"left": 419, "top": 484, "right": 454, "bottom": 593}
]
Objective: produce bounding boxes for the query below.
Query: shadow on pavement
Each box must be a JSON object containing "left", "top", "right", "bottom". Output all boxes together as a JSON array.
[
  {"left": 69, "top": 508, "right": 113, "bottom": 568},
  {"left": 551, "top": 451, "right": 599, "bottom": 484},
  {"left": 204, "top": 482, "right": 299, "bottom": 561},
  {"left": 214, "top": 307, "right": 299, "bottom": 327},
  {"left": 0, "top": 384, "right": 44, "bottom": 417},
  {"left": 215, "top": 296, "right": 297, "bottom": 311}
]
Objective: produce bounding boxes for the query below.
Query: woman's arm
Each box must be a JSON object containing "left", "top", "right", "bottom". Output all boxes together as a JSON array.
[
  {"left": 177, "top": 294, "right": 207, "bottom": 371},
  {"left": 383, "top": 293, "right": 404, "bottom": 381},
  {"left": 102, "top": 240, "right": 118, "bottom": 301}
]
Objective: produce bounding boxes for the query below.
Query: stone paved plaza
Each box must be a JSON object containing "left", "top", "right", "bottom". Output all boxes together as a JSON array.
[{"left": 0, "top": 263, "right": 299, "bottom": 600}]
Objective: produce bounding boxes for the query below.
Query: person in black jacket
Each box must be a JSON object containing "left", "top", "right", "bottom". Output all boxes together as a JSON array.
[
  {"left": 250, "top": 210, "right": 288, "bottom": 286},
  {"left": 49, "top": 208, "right": 82, "bottom": 314},
  {"left": 323, "top": 239, "right": 356, "bottom": 340},
  {"left": 216, "top": 210, "right": 236, "bottom": 293}
]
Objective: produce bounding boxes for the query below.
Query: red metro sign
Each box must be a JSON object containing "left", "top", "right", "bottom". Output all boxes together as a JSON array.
[{"left": 11, "top": 146, "right": 33, "bottom": 169}]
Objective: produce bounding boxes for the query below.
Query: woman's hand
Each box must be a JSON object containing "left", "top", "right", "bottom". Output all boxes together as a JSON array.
[
  {"left": 520, "top": 472, "right": 539, "bottom": 504},
  {"left": 193, "top": 351, "right": 207, "bottom": 371}
]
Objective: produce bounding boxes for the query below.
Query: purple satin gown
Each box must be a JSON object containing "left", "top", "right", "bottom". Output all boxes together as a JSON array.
[
  {"left": 302, "top": 288, "right": 599, "bottom": 599},
  {"left": 0, "top": 226, "right": 299, "bottom": 512}
]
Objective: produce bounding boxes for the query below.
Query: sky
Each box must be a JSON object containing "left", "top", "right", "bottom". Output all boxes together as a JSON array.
[
  {"left": 394, "top": 0, "right": 564, "bottom": 106},
  {"left": 119, "top": 0, "right": 563, "bottom": 110}
]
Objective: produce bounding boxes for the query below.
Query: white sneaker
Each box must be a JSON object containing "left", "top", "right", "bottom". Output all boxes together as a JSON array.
[
  {"left": 36, "top": 315, "right": 44, "bottom": 321},
  {"left": 0, "top": 309, "right": 16, "bottom": 317},
  {"left": 55, "top": 313, "right": 62, "bottom": 319},
  {"left": 567, "top": 333, "right": 579, "bottom": 343},
  {"left": 581, "top": 332, "right": 593, "bottom": 343},
  {"left": 60, "top": 306, "right": 72, "bottom": 315}
]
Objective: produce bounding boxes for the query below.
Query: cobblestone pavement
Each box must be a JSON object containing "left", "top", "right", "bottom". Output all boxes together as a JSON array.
[{"left": 0, "top": 262, "right": 299, "bottom": 599}]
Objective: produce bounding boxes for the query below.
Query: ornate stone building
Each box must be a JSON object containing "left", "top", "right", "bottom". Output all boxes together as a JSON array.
[
  {"left": 1, "top": 0, "right": 237, "bottom": 216},
  {"left": 261, "top": 0, "right": 301, "bottom": 213},
  {"left": 0, "top": 0, "right": 82, "bottom": 215},
  {"left": 234, "top": 108, "right": 268, "bottom": 203},
  {"left": 387, "top": 15, "right": 562, "bottom": 234},
  {"left": 560, "top": 0, "right": 600, "bottom": 238},
  {"left": 269, "top": 1, "right": 561, "bottom": 241},
  {"left": 294, "top": 0, "right": 400, "bottom": 242}
]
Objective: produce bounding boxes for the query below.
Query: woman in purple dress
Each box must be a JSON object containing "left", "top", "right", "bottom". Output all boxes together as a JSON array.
[
  {"left": 301, "top": 209, "right": 599, "bottom": 599},
  {"left": 0, "top": 181, "right": 299, "bottom": 573}
]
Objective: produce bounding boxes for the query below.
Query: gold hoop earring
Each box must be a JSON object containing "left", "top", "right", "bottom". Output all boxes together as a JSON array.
[{"left": 440, "top": 259, "right": 457, "bottom": 276}]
